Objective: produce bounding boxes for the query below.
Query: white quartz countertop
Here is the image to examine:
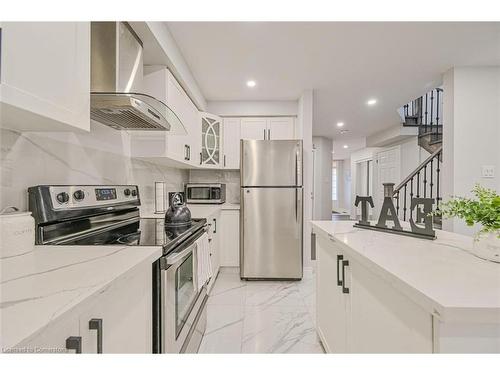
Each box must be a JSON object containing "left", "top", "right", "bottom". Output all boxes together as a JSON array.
[
  {"left": 0, "top": 245, "right": 162, "bottom": 349},
  {"left": 142, "top": 203, "right": 240, "bottom": 220},
  {"left": 312, "top": 221, "right": 500, "bottom": 323}
]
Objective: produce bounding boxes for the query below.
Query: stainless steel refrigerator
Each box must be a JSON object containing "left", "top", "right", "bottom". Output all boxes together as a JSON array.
[{"left": 240, "top": 140, "right": 303, "bottom": 280}]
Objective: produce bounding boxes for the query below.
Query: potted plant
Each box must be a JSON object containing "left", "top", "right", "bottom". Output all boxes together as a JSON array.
[{"left": 435, "top": 184, "right": 500, "bottom": 263}]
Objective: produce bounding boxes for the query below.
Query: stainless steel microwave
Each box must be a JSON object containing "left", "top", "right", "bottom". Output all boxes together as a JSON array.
[{"left": 185, "top": 183, "right": 226, "bottom": 204}]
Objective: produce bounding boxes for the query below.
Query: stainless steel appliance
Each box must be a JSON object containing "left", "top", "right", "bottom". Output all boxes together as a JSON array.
[
  {"left": 28, "top": 185, "right": 209, "bottom": 353},
  {"left": 240, "top": 140, "right": 303, "bottom": 280},
  {"left": 90, "top": 22, "right": 185, "bottom": 134},
  {"left": 185, "top": 183, "right": 226, "bottom": 204}
]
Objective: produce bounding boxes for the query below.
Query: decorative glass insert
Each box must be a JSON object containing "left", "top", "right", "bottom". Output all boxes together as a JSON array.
[{"left": 201, "top": 116, "right": 221, "bottom": 165}]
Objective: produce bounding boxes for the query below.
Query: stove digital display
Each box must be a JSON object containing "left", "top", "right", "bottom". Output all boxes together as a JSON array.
[{"left": 95, "top": 188, "right": 117, "bottom": 201}]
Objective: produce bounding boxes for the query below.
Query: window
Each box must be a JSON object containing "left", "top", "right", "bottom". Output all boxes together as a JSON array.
[{"left": 332, "top": 162, "right": 338, "bottom": 201}]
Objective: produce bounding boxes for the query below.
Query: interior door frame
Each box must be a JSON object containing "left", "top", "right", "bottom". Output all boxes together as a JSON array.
[{"left": 373, "top": 145, "right": 401, "bottom": 213}]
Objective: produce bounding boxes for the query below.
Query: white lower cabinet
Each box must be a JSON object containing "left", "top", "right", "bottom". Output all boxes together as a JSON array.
[
  {"left": 20, "top": 262, "right": 152, "bottom": 354},
  {"left": 207, "top": 210, "right": 221, "bottom": 291},
  {"left": 219, "top": 209, "right": 240, "bottom": 267},
  {"left": 316, "top": 234, "right": 433, "bottom": 353}
]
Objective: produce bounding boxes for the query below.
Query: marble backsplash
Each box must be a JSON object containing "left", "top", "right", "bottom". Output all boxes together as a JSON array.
[
  {"left": 0, "top": 122, "right": 189, "bottom": 216},
  {"left": 189, "top": 169, "right": 240, "bottom": 204}
]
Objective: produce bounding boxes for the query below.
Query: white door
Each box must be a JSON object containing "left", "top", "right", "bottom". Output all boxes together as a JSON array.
[
  {"left": 348, "top": 258, "right": 433, "bottom": 353},
  {"left": 374, "top": 147, "right": 400, "bottom": 211},
  {"left": 0, "top": 22, "right": 90, "bottom": 131},
  {"left": 79, "top": 263, "right": 152, "bottom": 353},
  {"left": 316, "top": 236, "right": 348, "bottom": 353},
  {"left": 268, "top": 117, "right": 295, "bottom": 140},
  {"left": 240, "top": 118, "right": 267, "bottom": 140},
  {"left": 220, "top": 210, "right": 240, "bottom": 267},
  {"left": 222, "top": 118, "right": 241, "bottom": 169}
]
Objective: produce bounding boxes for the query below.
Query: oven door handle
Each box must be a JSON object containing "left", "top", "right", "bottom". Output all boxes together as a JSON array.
[{"left": 165, "top": 242, "right": 197, "bottom": 265}]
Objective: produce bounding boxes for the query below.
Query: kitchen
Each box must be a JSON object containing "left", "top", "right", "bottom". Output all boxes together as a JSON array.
[{"left": 1, "top": 6, "right": 500, "bottom": 374}]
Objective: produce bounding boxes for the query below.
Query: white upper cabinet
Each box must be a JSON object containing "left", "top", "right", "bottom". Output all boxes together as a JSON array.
[
  {"left": 240, "top": 117, "right": 296, "bottom": 140},
  {"left": 222, "top": 118, "right": 241, "bottom": 169},
  {"left": 200, "top": 112, "right": 222, "bottom": 167},
  {"left": 240, "top": 118, "right": 268, "bottom": 140},
  {"left": 268, "top": 117, "right": 296, "bottom": 140},
  {"left": 138, "top": 66, "right": 200, "bottom": 167},
  {"left": 0, "top": 22, "right": 91, "bottom": 132}
]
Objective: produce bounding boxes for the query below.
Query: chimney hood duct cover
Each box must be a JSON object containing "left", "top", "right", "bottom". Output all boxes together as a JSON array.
[{"left": 90, "top": 22, "right": 186, "bottom": 134}]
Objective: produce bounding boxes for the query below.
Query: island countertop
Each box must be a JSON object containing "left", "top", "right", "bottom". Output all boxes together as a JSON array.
[
  {"left": 0, "top": 245, "right": 162, "bottom": 350},
  {"left": 312, "top": 221, "right": 500, "bottom": 324}
]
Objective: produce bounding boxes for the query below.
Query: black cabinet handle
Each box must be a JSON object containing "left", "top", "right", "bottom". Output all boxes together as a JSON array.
[
  {"left": 263, "top": 129, "right": 266, "bottom": 140},
  {"left": 268, "top": 129, "right": 271, "bottom": 140},
  {"left": 200, "top": 152, "right": 202, "bottom": 165},
  {"left": 188, "top": 145, "right": 191, "bottom": 160},
  {"left": 224, "top": 155, "right": 226, "bottom": 167},
  {"left": 342, "top": 260, "right": 349, "bottom": 294},
  {"left": 89, "top": 318, "right": 103, "bottom": 354},
  {"left": 336, "top": 254, "right": 343, "bottom": 286},
  {"left": 213, "top": 218, "right": 217, "bottom": 233},
  {"left": 65, "top": 336, "right": 82, "bottom": 353}
]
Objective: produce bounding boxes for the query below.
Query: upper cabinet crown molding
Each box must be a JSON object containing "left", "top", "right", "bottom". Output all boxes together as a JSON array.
[{"left": 0, "top": 22, "right": 91, "bottom": 132}]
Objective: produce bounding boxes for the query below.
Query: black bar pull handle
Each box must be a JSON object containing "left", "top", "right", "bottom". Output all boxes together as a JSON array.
[
  {"left": 342, "top": 260, "right": 350, "bottom": 294},
  {"left": 336, "top": 254, "right": 343, "bottom": 286},
  {"left": 89, "top": 318, "right": 103, "bottom": 354},
  {"left": 65, "top": 336, "right": 82, "bottom": 354},
  {"left": 213, "top": 218, "right": 217, "bottom": 233}
]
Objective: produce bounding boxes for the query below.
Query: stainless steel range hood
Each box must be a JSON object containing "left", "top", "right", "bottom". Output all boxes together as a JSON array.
[{"left": 90, "top": 22, "right": 186, "bottom": 134}]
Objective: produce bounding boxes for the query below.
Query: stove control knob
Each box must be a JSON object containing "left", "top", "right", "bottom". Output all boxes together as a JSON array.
[
  {"left": 131, "top": 189, "right": 137, "bottom": 197},
  {"left": 56, "top": 192, "right": 70, "bottom": 204},
  {"left": 73, "top": 190, "right": 85, "bottom": 201},
  {"left": 124, "top": 188, "right": 131, "bottom": 197}
]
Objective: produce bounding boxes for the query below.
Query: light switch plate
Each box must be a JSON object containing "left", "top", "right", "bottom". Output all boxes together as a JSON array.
[{"left": 481, "top": 165, "right": 495, "bottom": 178}]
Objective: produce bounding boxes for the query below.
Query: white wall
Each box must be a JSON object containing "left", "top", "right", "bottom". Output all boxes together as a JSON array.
[
  {"left": 298, "top": 90, "right": 314, "bottom": 267},
  {"left": 0, "top": 122, "right": 188, "bottom": 215},
  {"left": 312, "top": 136, "right": 332, "bottom": 220},
  {"left": 333, "top": 159, "right": 351, "bottom": 213},
  {"left": 206, "top": 100, "right": 298, "bottom": 117},
  {"left": 442, "top": 67, "right": 500, "bottom": 236}
]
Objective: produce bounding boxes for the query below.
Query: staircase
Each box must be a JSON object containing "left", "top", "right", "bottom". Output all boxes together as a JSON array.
[
  {"left": 394, "top": 88, "right": 444, "bottom": 228},
  {"left": 401, "top": 87, "right": 443, "bottom": 155}
]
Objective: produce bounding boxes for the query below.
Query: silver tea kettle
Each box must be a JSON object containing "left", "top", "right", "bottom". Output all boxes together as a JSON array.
[{"left": 165, "top": 192, "right": 191, "bottom": 227}]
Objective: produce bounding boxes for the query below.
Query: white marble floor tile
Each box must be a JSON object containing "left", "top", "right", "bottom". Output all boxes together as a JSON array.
[
  {"left": 245, "top": 281, "right": 305, "bottom": 308},
  {"left": 241, "top": 305, "right": 323, "bottom": 353},
  {"left": 198, "top": 304, "right": 244, "bottom": 353},
  {"left": 200, "top": 267, "right": 323, "bottom": 354}
]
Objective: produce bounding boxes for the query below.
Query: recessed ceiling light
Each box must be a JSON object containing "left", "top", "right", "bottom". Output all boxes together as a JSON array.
[
  {"left": 337, "top": 122, "right": 344, "bottom": 127},
  {"left": 246, "top": 80, "right": 256, "bottom": 88},
  {"left": 343, "top": 145, "right": 348, "bottom": 149},
  {"left": 367, "top": 98, "right": 377, "bottom": 106}
]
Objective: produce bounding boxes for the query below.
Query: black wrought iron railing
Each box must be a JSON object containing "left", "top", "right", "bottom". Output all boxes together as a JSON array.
[{"left": 392, "top": 146, "right": 443, "bottom": 223}]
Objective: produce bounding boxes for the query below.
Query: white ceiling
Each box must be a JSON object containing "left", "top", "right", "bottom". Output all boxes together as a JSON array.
[{"left": 166, "top": 22, "right": 500, "bottom": 140}]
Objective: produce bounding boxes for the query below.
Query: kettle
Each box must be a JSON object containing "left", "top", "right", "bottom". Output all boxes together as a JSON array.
[{"left": 165, "top": 192, "right": 191, "bottom": 227}]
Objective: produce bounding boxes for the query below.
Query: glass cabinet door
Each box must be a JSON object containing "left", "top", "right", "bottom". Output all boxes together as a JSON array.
[{"left": 201, "top": 113, "right": 222, "bottom": 166}]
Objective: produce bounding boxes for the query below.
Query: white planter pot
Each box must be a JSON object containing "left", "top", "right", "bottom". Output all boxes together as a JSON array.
[{"left": 472, "top": 232, "right": 500, "bottom": 263}]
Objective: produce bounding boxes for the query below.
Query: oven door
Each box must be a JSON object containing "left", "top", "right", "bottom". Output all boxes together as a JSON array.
[{"left": 161, "top": 235, "right": 208, "bottom": 353}]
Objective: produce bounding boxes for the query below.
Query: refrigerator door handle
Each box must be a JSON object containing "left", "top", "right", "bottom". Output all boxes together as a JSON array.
[{"left": 295, "top": 152, "right": 298, "bottom": 187}]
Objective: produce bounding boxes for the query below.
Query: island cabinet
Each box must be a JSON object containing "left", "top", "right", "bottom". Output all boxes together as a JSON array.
[
  {"left": 316, "top": 234, "right": 433, "bottom": 353},
  {"left": 18, "top": 261, "right": 152, "bottom": 354},
  {"left": 0, "top": 22, "right": 91, "bottom": 132}
]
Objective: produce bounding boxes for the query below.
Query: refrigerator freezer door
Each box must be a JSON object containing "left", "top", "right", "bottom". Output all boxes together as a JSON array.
[
  {"left": 241, "top": 140, "right": 302, "bottom": 187},
  {"left": 241, "top": 187, "right": 303, "bottom": 279}
]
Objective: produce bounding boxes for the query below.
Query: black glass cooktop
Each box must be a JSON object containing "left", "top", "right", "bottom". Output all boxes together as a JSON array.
[{"left": 64, "top": 217, "right": 206, "bottom": 255}]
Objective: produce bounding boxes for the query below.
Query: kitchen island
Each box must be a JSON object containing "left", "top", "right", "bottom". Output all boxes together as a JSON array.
[
  {"left": 0, "top": 245, "right": 162, "bottom": 353},
  {"left": 312, "top": 220, "right": 500, "bottom": 353}
]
